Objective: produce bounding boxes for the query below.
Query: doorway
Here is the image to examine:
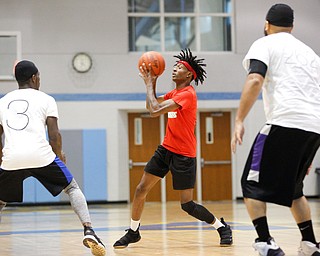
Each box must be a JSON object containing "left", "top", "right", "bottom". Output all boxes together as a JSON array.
[
  {"left": 128, "top": 111, "right": 232, "bottom": 202},
  {"left": 128, "top": 113, "right": 161, "bottom": 202},
  {"left": 199, "top": 112, "right": 232, "bottom": 200}
]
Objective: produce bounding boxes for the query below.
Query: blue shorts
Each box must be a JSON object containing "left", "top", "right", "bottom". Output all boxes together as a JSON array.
[
  {"left": 0, "top": 157, "right": 73, "bottom": 203},
  {"left": 145, "top": 145, "right": 196, "bottom": 190}
]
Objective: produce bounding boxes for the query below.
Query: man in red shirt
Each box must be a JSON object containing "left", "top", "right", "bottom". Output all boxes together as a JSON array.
[{"left": 114, "top": 49, "right": 233, "bottom": 249}]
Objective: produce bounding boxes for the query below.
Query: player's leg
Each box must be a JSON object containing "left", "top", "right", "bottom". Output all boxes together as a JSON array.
[
  {"left": 244, "top": 197, "right": 287, "bottom": 256},
  {"left": 241, "top": 126, "right": 271, "bottom": 243},
  {"left": 290, "top": 132, "right": 320, "bottom": 255},
  {"left": 241, "top": 125, "right": 315, "bottom": 256},
  {"left": 290, "top": 196, "right": 314, "bottom": 240},
  {"left": 131, "top": 171, "right": 162, "bottom": 220},
  {"left": 179, "top": 189, "right": 233, "bottom": 246},
  {"left": 114, "top": 145, "right": 168, "bottom": 249},
  {"left": 33, "top": 158, "right": 105, "bottom": 256},
  {"left": 113, "top": 171, "right": 161, "bottom": 248},
  {"left": 64, "top": 178, "right": 91, "bottom": 224},
  {"left": 244, "top": 197, "right": 270, "bottom": 241},
  {"left": 170, "top": 152, "right": 232, "bottom": 246},
  {"left": 0, "top": 169, "right": 25, "bottom": 223},
  {"left": 63, "top": 178, "right": 105, "bottom": 256},
  {"left": 180, "top": 188, "right": 215, "bottom": 223},
  {"left": 291, "top": 196, "right": 320, "bottom": 255}
]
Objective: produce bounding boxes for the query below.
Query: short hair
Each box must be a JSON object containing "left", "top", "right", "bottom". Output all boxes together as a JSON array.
[
  {"left": 15, "top": 60, "right": 38, "bottom": 83},
  {"left": 174, "top": 48, "right": 207, "bottom": 85}
]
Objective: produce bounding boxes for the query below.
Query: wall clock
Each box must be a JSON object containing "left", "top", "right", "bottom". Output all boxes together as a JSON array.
[{"left": 72, "top": 52, "right": 92, "bottom": 73}]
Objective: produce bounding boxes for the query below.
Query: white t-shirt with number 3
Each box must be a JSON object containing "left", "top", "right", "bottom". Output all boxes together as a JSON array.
[
  {"left": 243, "top": 32, "right": 320, "bottom": 134},
  {"left": 0, "top": 88, "right": 57, "bottom": 170}
]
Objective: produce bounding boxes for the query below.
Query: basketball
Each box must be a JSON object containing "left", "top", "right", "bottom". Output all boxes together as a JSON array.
[{"left": 138, "top": 51, "right": 165, "bottom": 76}]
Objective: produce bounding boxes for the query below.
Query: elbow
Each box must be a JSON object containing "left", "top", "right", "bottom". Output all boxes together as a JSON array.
[
  {"left": 149, "top": 112, "right": 159, "bottom": 118},
  {"left": 48, "top": 132, "right": 62, "bottom": 147},
  {"left": 147, "top": 104, "right": 161, "bottom": 117},
  {"left": 147, "top": 107, "right": 162, "bottom": 117},
  {"left": 248, "top": 73, "right": 264, "bottom": 85},
  {"left": 145, "top": 106, "right": 156, "bottom": 117},
  {"left": 48, "top": 131, "right": 61, "bottom": 141},
  {"left": 247, "top": 73, "right": 264, "bottom": 91}
]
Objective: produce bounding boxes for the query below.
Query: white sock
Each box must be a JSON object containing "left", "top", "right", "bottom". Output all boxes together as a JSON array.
[
  {"left": 130, "top": 218, "right": 140, "bottom": 231},
  {"left": 212, "top": 218, "right": 225, "bottom": 229}
]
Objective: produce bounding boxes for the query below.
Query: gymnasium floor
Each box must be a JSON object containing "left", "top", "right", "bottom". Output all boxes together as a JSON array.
[{"left": 0, "top": 199, "right": 319, "bottom": 256}]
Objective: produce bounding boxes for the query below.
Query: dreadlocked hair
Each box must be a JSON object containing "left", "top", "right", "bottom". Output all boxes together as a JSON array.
[{"left": 174, "top": 48, "right": 207, "bottom": 85}]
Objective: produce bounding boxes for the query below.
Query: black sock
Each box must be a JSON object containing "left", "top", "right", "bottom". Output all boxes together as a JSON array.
[
  {"left": 298, "top": 220, "right": 316, "bottom": 244},
  {"left": 252, "top": 216, "right": 271, "bottom": 242}
]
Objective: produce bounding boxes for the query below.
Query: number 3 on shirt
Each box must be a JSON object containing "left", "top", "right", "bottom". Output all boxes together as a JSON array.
[{"left": 6, "top": 100, "right": 30, "bottom": 131}]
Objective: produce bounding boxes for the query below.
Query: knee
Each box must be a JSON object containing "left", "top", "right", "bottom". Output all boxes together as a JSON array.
[
  {"left": 181, "top": 201, "right": 196, "bottom": 215},
  {"left": 64, "top": 178, "right": 79, "bottom": 194},
  {"left": 135, "top": 183, "right": 149, "bottom": 198},
  {"left": 181, "top": 201, "right": 215, "bottom": 224}
]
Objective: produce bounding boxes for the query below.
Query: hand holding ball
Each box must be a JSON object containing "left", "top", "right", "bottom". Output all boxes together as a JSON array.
[{"left": 138, "top": 51, "right": 165, "bottom": 76}]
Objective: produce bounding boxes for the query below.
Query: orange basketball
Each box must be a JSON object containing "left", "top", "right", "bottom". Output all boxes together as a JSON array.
[{"left": 138, "top": 51, "right": 165, "bottom": 76}]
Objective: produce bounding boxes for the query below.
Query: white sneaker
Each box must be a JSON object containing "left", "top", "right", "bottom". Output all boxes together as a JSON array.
[
  {"left": 253, "top": 237, "right": 285, "bottom": 256},
  {"left": 298, "top": 241, "right": 320, "bottom": 256}
]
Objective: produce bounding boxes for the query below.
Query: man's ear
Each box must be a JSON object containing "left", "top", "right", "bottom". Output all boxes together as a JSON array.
[
  {"left": 264, "top": 21, "right": 269, "bottom": 32},
  {"left": 289, "top": 25, "right": 294, "bottom": 32},
  {"left": 31, "top": 74, "right": 37, "bottom": 83}
]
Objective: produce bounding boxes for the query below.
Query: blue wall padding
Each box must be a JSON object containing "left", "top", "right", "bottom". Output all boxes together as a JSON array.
[
  {"left": 22, "top": 129, "right": 107, "bottom": 203},
  {"left": 83, "top": 129, "right": 107, "bottom": 200}
]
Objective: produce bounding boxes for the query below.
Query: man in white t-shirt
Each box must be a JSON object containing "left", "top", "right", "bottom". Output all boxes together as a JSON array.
[
  {"left": 231, "top": 3, "right": 320, "bottom": 256},
  {"left": 0, "top": 60, "right": 106, "bottom": 256}
]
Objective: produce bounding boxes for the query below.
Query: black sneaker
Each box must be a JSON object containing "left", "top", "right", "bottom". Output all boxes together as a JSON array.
[
  {"left": 83, "top": 227, "right": 106, "bottom": 256},
  {"left": 217, "top": 218, "right": 233, "bottom": 246},
  {"left": 113, "top": 227, "right": 141, "bottom": 248}
]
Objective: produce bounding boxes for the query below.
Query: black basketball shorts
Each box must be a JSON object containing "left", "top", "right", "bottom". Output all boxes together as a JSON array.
[
  {"left": 145, "top": 145, "right": 196, "bottom": 190},
  {"left": 0, "top": 157, "right": 73, "bottom": 203},
  {"left": 241, "top": 124, "right": 320, "bottom": 207}
]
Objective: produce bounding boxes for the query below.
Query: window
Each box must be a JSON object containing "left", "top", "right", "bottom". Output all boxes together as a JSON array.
[
  {"left": 0, "top": 31, "right": 21, "bottom": 80},
  {"left": 128, "top": 0, "right": 233, "bottom": 52}
]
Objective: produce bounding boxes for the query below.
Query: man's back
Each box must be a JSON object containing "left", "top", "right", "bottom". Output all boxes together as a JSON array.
[
  {"left": 244, "top": 32, "right": 320, "bottom": 134},
  {"left": 0, "top": 88, "right": 56, "bottom": 170}
]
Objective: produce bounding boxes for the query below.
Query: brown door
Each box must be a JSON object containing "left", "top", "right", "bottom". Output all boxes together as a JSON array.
[
  {"left": 128, "top": 113, "right": 161, "bottom": 202},
  {"left": 200, "top": 112, "right": 232, "bottom": 201}
]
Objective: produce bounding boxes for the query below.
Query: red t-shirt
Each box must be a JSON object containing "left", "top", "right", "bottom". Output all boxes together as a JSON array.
[{"left": 162, "top": 85, "right": 197, "bottom": 157}]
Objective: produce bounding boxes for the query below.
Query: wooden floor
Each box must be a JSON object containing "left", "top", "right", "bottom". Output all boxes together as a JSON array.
[{"left": 0, "top": 199, "right": 319, "bottom": 256}]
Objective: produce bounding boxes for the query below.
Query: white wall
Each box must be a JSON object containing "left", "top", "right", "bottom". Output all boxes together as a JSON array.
[
  {"left": 1, "top": 0, "right": 319, "bottom": 201},
  {"left": 1, "top": 0, "right": 318, "bottom": 95}
]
